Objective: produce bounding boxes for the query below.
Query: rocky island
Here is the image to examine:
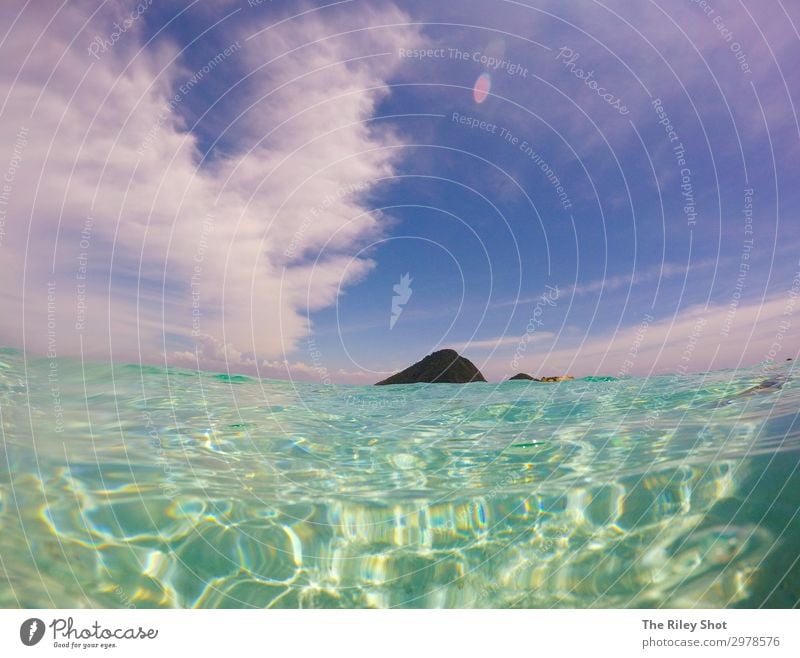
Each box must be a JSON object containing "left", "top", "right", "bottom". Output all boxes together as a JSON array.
[{"left": 375, "top": 349, "right": 487, "bottom": 385}]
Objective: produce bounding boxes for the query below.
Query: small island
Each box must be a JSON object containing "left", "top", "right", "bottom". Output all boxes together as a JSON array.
[
  {"left": 375, "top": 350, "right": 575, "bottom": 385},
  {"left": 375, "top": 349, "right": 487, "bottom": 385},
  {"left": 509, "top": 373, "right": 575, "bottom": 382}
]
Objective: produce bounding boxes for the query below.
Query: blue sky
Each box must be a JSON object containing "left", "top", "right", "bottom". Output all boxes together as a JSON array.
[{"left": 0, "top": 0, "right": 798, "bottom": 382}]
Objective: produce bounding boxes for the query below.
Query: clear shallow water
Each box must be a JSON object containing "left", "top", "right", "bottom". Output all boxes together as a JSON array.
[{"left": 1, "top": 348, "right": 799, "bottom": 608}]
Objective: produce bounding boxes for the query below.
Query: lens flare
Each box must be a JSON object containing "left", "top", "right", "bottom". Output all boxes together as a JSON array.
[{"left": 472, "top": 72, "right": 491, "bottom": 104}]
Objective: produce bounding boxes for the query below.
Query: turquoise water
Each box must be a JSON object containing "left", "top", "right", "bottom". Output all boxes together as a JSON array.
[{"left": 1, "top": 348, "right": 799, "bottom": 608}]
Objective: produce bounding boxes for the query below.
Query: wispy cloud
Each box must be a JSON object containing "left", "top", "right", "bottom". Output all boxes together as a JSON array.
[
  {"left": 485, "top": 290, "right": 799, "bottom": 380},
  {"left": 563, "top": 261, "right": 709, "bottom": 297},
  {"left": 449, "top": 332, "right": 555, "bottom": 352},
  {"left": 492, "top": 259, "right": 715, "bottom": 309}
]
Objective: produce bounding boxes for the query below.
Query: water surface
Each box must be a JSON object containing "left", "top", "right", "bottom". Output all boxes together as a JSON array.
[{"left": 1, "top": 349, "right": 798, "bottom": 608}]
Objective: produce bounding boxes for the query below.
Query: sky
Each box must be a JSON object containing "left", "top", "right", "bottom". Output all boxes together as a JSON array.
[{"left": 0, "top": 0, "right": 798, "bottom": 383}]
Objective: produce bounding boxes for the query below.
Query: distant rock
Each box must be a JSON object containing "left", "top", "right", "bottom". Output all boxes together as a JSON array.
[
  {"left": 375, "top": 349, "right": 487, "bottom": 385},
  {"left": 507, "top": 373, "right": 574, "bottom": 382}
]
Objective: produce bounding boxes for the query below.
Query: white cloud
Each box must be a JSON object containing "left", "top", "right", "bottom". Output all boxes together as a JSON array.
[{"left": 0, "top": 1, "right": 424, "bottom": 375}]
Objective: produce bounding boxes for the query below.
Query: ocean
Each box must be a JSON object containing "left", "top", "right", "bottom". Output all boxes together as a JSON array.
[{"left": 1, "top": 348, "right": 798, "bottom": 608}]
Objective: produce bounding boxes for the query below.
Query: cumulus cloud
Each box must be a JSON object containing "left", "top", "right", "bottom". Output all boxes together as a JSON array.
[{"left": 0, "top": 0, "right": 423, "bottom": 375}]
